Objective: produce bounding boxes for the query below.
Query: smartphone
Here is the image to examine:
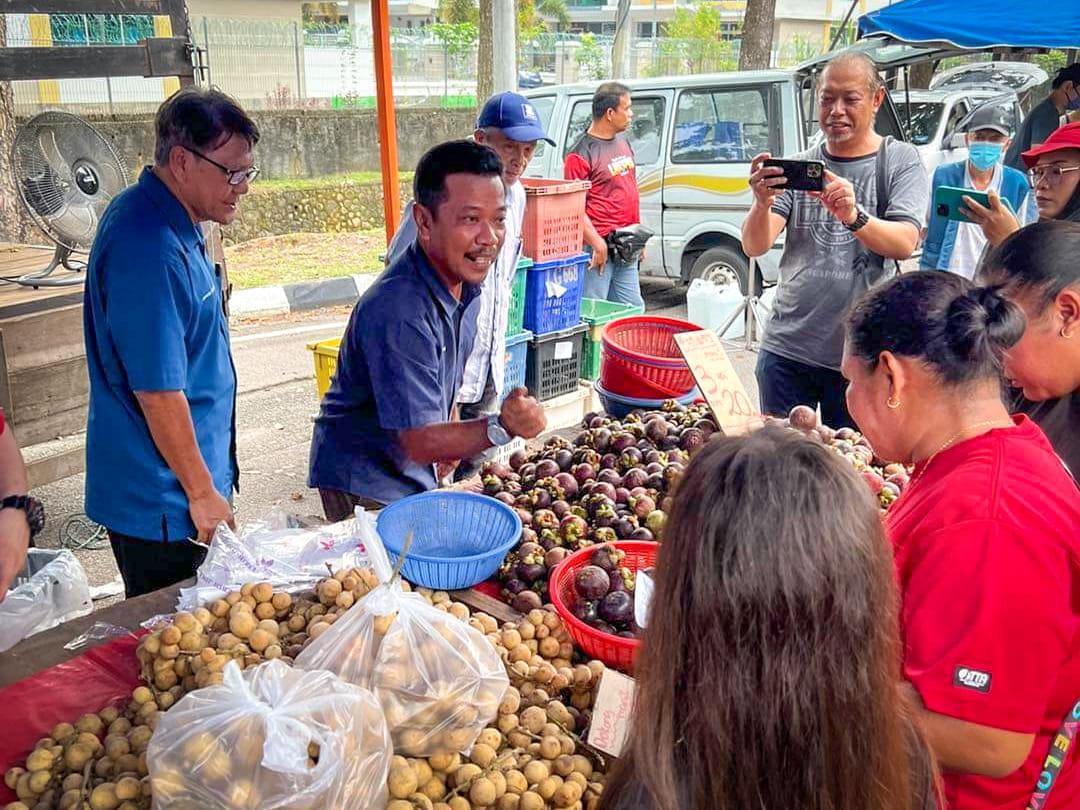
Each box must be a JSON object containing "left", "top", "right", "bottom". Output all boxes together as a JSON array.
[
  {"left": 933, "top": 185, "right": 1015, "bottom": 223},
  {"left": 762, "top": 158, "right": 826, "bottom": 192}
]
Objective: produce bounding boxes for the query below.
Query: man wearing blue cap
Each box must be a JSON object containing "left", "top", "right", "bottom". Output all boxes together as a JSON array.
[{"left": 387, "top": 91, "right": 553, "bottom": 477}]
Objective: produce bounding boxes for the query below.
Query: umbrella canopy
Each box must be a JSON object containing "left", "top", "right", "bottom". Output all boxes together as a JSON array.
[{"left": 858, "top": 0, "right": 1080, "bottom": 51}]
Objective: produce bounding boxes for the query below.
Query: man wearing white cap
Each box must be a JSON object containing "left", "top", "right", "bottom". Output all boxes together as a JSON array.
[{"left": 387, "top": 92, "right": 554, "bottom": 478}]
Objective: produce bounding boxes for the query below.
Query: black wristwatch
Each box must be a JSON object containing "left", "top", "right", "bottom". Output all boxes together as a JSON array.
[
  {"left": 844, "top": 205, "right": 870, "bottom": 232},
  {"left": 1, "top": 495, "right": 44, "bottom": 538}
]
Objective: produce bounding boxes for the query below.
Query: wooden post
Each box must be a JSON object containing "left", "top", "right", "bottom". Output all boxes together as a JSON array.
[{"left": 371, "top": 0, "right": 401, "bottom": 245}]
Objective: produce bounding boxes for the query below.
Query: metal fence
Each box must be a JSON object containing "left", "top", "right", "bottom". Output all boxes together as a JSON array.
[{"left": 5, "top": 13, "right": 823, "bottom": 116}]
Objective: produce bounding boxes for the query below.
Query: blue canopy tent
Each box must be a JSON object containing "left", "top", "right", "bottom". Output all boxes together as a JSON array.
[{"left": 857, "top": 0, "right": 1080, "bottom": 51}]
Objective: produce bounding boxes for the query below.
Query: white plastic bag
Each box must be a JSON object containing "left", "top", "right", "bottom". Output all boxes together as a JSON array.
[
  {"left": 147, "top": 659, "right": 392, "bottom": 810},
  {"left": 178, "top": 509, "right": 371, "bottom": 610},
  {"left": 0, "top": 548, "right": 93, "bottom": 652},
  {"left": 295, "top": 509, "right": 509, "bottom": 756}
]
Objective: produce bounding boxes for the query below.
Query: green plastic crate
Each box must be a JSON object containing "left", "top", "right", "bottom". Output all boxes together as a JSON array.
[
  {"left": 506, "top": 257, "right": 532, "bottom": 338},
  {"left": 579, "top": 298, "right": 646, "bottom": 381}
]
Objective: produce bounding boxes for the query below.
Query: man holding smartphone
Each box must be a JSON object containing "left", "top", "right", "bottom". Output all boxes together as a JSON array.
[{"left": 741, "top": 52, "right": 927, "bottom": 428}]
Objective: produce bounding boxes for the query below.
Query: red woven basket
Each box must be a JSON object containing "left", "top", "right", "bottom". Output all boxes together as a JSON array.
[
  {"left": 600, "top": 348, "right": 694, "bottom": 398},
  {"left": 549, "top": 540, "right": 659, "bottom": 672},
  {"left": 598, "top": 316, "right": 698, "bottom": 397}
]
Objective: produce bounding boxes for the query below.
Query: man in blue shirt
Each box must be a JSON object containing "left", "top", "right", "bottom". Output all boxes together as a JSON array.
[
  {"left": 84, "top": 87, "right": 259, "bottom": 598},
  {"left": 309, "top": 140, "right": 547, "bottom": 519}
]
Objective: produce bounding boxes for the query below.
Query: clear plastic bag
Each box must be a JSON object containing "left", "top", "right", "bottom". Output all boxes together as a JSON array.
[
  {"left": 295, "top": 509, "right": 509, "bottom": 757},
  {"left": 177, "top": 509, "right": 371, "bottom": 611},
  {"left": 147, "top": 659, "right": 392, "bottom": 810},
  {"left": 0, "top": 548, "right": 93, "bottom": 652}
]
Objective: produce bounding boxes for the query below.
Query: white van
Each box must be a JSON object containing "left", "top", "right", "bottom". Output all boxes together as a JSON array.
[{"left": 523, "top": 54, "right": 911, "bottom": 292}]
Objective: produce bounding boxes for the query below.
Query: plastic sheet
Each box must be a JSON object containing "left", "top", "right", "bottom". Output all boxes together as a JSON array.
[
  {"left": 0, "top": 548, "right": 93, "bottom": 653},
  {"left": 295, "top": 509, "right": 509, "bottom": 757},
  {"left": 64, "top": 621, "right": 133, "bottom": 651},
  {"left": 177, "top": 509, "right": 371, "bottom": 610},
  {"left": 147, "top": 659, "right": 392, "bottom": 810}
]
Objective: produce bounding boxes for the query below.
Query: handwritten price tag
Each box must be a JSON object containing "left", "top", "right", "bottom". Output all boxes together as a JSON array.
[
  {"left": 586, "top": 669, "right": 636, "bottom": 757},
  {"left": 673, "top": 330, "right": 762, "bottom": 435}
]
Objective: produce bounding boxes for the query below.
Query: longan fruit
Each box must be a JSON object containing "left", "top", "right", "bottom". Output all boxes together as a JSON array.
[
  {"left": 286, "top": 614, "right": 307, "bottom": 633},
  {"left": 154, "top": 669, "right": 178, "bottom": 691},
  {"left": 114, "top": 754, "right": 140, "bottom": 776},
  {"left": 498, "top": 795, "right": 521, "bottom": 810},
  {"left": 217, "top": 632, "right": 241, "bottom": 650},
  {"left": 257, "top": 618, "right": 279, "bottom": 635},
  {"left": 160, "top": 625, "right": 181, "bottom": 646},
  {"left": 254, "top": 601, "right": 276, "bottom": 620},
  {"left": 177, "top": 631, "right": 202, "bottom": 652},
  {"left": 448, "top": 798, "right": 471, "bottom": 810},
  {"left": 452, "top": 763, "right": 482, "bottom": 788},
  {"left": 24, "top": 748, "right": 55, "bottom": 773},
  {"left": 229, "top": 612, "right": 257, "bottom": 639},
  {"left": 251, "top": 582, "right": 274, "bottom": 603},
  {"left": 477, "top": 728, "right": 503, "bottom": 751},
  {"left": 520, "top": 706, "right": 547, "bottom": 735},
  {"left": 468, "top": 777, "right": 497, "bottom": 806},
  {"left": 4, "top": 768, "right": 25, "bottom": 790},
  {"left": 248, "top": 628, "right": 273, "bottom": 653},
  {"left": 335, "top": 591, "right": 354, "bottom": 610},
  {"left": 105, "top": 736, "right": 130, "bottom": 760},
  {"left": 224, "top": 590, "right": 242, "bottom": 606},
  {"left": 505, "top": 769, "right": 528, "bottom": 795},
  {"left": 59, "top": 789, "right": 82, "bottom": 810},
  {"left": 308, "top": 621, "right": 330, "bottom": 640},
  {"left": 469, "top": 743, "right": 497, "bottom": 768},
  {"left": 264, "top": 644, "right": 283, "bottom": 659},
  {"left": 75, "top": 713, "right": 104, "bottom": 735},
  {"left": 4, "top": 802, "right": 30, "bottom": 810},
  {"left": 387, "top": 802, "right": 412, "bottom": 810},
  {"left": 428, "top": 752, "right": 460, "bottom": 773},
  {"left": 209, "top": 599, "right": 230, "bottom": 618},
  {"left": 441, "top": 727, "right": 474, "bottom": 752},
  {"left": 519, "top": 791, "right": 545, "bottom": 810},
  {"left": 537, "top": 775, "right": 563, "bottom": 801},
  {"left": 523, "top": 760, "right": 549, "bottom": 786},
  {"left": 271, "top": 591, "right": 291, "bottom": 612},
  {"left": 26, "top": 768, "right": 52, "bottom": 793},
  {"left": 64, "top": 743, "right": 94, "bottom": 771},
  {"left": 420, "top": 776, "right": 446, "bottom": 801},
  {"left": 387, "top": 765, "right": 418, "bottom": 799}
]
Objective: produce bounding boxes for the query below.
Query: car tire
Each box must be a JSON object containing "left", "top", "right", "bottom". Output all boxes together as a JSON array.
[{"left": 688, "top": 245, "right": 749, "bottom": 294}]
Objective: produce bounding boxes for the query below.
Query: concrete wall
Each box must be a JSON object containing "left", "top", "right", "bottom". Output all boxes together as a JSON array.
[
  {"left": 222, "top": 179, "right": 413, "bottom": 245},
  {"left": 188, "top": 0, "right": 302, "bottom": 22},
  {"left": 80, "top": 107, "right": 477, "bottom": 182}
]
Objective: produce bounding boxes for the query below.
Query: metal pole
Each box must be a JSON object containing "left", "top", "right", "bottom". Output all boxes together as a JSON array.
[
  {"left": 293, "top": 21, "right": 304, "bottom": 99},
  {"left": 827, "top": 0, "right": 859, "bottom": 52},
  {"left": 202, "top": 17, "right": 212, "bottom": 85},
  {"left": 444, "top": 42, "right": 449, "bottom": 101},
  {"left": 372, "top": 0, "right": 402, "bottom": 243}
]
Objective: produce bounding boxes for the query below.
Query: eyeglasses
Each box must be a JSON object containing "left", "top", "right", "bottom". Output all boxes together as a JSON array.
[
  {"left": 184, "top": 146, "right": 259, "bottom": 186},
  {"left": 1027, "top": 165, "right": 1080, "bottom": 189}
]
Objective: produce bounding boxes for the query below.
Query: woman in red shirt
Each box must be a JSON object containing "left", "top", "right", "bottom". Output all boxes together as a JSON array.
[{"left": 842, "top": 271, "right": 1080, "bottom": 809}]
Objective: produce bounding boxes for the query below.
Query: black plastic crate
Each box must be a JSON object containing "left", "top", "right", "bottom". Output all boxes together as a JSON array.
[{"left": 526, "top": 322, "right": 587, "bottom": 402}]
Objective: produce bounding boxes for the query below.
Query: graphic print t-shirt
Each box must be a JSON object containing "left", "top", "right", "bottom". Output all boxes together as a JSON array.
[
  {"left": 762, "top": 141, "right": 927, "bottom": 371},
  {"left": 564, "top": 132, "right": 640, "bottom": 237}
]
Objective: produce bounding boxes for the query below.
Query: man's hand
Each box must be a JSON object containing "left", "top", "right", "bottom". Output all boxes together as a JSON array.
[
  {"left": 961, "top": 190, "right": 1021, "bottom": 248},
  {"left": 189, "top": 489, "right": 235, "bottom": 544},
  {"left": 588, "top": 239, "right": 609, "bottom": 272},
  {"left": 748, "top": 152, "right": 787, "bottom": 209},
  {"left": 815, "top": 170, "right": 858, "bottom": 225},
  {"left": 436, "top": 460, "right": 459, "bottom": 482},
  {"left": 0, "top": 508, "right": 30, "bottom": 603},
  {"left": 499, "top": 389, "right": 546, "bottom": 440}
]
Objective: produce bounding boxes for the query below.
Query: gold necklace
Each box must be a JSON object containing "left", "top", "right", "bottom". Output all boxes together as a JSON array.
[{"left": 908, "top": 418, "right": 1014, "bottom": 491}]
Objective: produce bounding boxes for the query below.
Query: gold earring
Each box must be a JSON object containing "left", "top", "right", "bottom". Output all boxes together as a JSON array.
[
  {"left": 887, "top": 396, "right": 901, "bottom": 410},
  {"left": 1061, "top": 327, "right": 1073, "bottom": 339}
]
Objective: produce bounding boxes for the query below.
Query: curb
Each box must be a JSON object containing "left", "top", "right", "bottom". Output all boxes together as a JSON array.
[{"left": 230, "top": 273, "right": 377, "bottom": 316}]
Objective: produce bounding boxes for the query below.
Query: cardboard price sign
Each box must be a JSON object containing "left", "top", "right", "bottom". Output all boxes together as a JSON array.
[
  {"left": 586, "top": 669, "right": 636, "bottom": 757},
  {"left": 673, "top": 330, "right": 762, "bottom": 435}
]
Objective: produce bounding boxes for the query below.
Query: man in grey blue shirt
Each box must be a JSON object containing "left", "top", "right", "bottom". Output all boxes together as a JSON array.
[{"left": 308, "top": 140, "right": 546, "bottom": 519}]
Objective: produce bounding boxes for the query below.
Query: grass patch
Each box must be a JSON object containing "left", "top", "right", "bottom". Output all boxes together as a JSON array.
[
  {"left": 225, "top": 231, "right": 386, "bottom": 289},
  {"left": 256, "top": 171, "right": 412, "bottom": 191}
]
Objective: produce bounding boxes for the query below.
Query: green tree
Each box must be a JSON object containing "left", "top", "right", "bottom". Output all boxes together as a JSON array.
[
  {"left": 651, "top": 5, "right": 737, "bottom": 76},
  {"left": 438, "top": 0, "right": 478, "bottom": 26},
  {"left": 431, "top": 21, "right": 479, "bottom": 55},
  {"left": 518, "top": 0, "right": 569, "bottom": 46},
  {"left": 576, "top": 32, "right": 607, "bottom": 81}
]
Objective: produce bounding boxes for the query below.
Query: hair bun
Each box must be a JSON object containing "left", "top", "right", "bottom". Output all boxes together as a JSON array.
[{"left": 944, "top": 286, "right": 1024, "bottom": 363}]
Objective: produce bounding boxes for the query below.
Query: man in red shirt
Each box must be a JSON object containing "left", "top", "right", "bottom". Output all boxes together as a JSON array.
[{"left": 564, "top": 82, "right": 644, "bottom": 308}]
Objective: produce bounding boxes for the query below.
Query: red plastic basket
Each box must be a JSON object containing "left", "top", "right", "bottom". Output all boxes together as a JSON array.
[
  {"left": 600, "top": 348, "right": 694, "bottom": 398},
  {"left": 521, "top": 178, "right": 592, "bottom": 263},
  {"left": 549, "top": 540, "right": 659, "bottom": 672},
  {"left": 599, "top": 315, "right": 699, "bottom": 398}
]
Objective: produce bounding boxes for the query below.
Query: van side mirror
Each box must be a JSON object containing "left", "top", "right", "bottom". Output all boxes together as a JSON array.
[{"left": 946, "top": 132, "right": 966, "bottom": 150}]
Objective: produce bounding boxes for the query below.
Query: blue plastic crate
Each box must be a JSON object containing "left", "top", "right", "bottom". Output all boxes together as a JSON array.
[
  {"left": 523, "top": 252, "right": 587, "bottom": 336},
  {"left": 375, "top": 491, "right": 522, "bottom": 590},
  {"left": 501, "top": 329, "right": 532, "bottom": 401}
]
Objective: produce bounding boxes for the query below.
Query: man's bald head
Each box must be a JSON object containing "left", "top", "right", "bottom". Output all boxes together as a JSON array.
[{"left": 820, "top": 52, "right": 883, "bottom": 95}]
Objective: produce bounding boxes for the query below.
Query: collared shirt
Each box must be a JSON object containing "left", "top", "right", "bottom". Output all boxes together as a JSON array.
[
  {"left": 385, "top": 183, "right": 525, "bottom": 404},
  {"left": 307, "top": 242, "right": 482, "bottom": 503},
  {"left": 84, "top": 167, "right": 237, "bottom": 541}
]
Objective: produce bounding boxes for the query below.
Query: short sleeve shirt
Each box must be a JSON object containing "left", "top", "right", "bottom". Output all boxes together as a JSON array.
[
  {"left": 1013, "top": 390, "right": 1080, "bottom": 485},
  {"left": 762, "top": 140, "right": 928, "bottom": 370},
  {"left": 83, "top": 168, "right": 237, "bottom": 541},
  {"left": 564, "top": 132, "right": 639, "bottom": 237},
  {"left": 885, "top": 416, "right": 1080, "bottom": 810},
  {"left": 307, "top": 242, "right": 482, "bottom": 503}
]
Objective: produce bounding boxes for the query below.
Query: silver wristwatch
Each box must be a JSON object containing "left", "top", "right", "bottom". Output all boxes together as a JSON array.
[{"left": 486, "top": 414, "right": 512, "bottom": 447}]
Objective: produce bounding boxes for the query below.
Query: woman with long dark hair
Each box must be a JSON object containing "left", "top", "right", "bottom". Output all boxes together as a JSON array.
[
  {"left": 843, "top": 272, "right": 1080, "bottom": 810},
  {"left": 599, "top": 427, "right": 938, "bottom": 810},
  {"left": 978, "top": 220, "right": 1080, "bottom": 481}
]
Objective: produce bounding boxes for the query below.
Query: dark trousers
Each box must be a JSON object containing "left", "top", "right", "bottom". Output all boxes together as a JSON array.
[
  {"left": 755, "top": 348, "right": 856, "bottom": 430},
  {"left": 108, "top": 530, "right": 208, "bottom": 599},
  {"left": 318, "top": 488, "right": 385, "bottom": 522}
]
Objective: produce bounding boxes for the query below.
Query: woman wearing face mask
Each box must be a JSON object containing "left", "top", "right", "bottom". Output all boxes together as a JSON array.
[
  {"left": 978, "top": 220, "right": 1080, "bottom": 482},
  {"left": 964, "top": 122, "right": 1080, "bottom": 241},
  {"left": 921, "top": 106, "right": 1029, "bottom": 279},
  {"left": 842, "top": 271, "right": 1080, "bottom": 810}
]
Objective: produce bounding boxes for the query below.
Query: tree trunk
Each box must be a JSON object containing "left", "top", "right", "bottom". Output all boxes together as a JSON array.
[
  {"left": 0, "top": 15, "right": 25, "bottom": 244},
  {"left": 906, "top": 60, "right": 936, "bottom": 90},
  {"left": 477, "top": 0, "right": 494, "bottom": 105},
  {"left": 739, "top": 0, "right": 776, "bottom": 71}
]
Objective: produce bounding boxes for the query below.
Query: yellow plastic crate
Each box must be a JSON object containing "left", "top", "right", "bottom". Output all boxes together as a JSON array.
[{"left": 306, "top": 337, "right": 342, "bottom": 399}]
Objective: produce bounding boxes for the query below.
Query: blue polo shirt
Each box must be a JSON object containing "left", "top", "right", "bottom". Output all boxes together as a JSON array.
[
  {"left": 308, "top": 241, "right": 481, "bottom": 503},
  {"left": 84, "top": 167, "right": 238, "bottom": 541}
]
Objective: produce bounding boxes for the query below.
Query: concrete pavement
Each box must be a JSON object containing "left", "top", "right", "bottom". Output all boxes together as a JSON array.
[{"left": 28, "top": 281, "right": 760, "bottom": 606}]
